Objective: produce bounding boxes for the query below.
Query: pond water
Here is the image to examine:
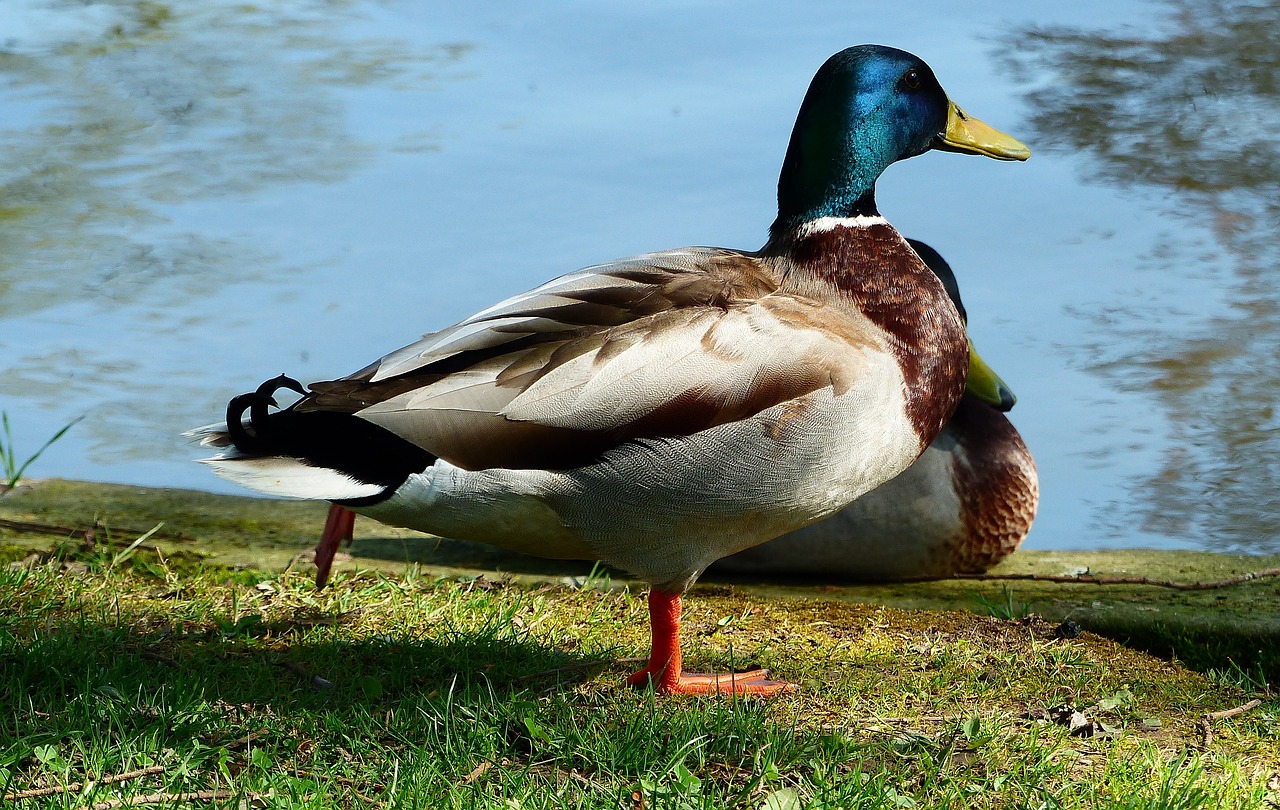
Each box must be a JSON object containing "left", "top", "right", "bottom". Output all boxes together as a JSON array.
[{"left": 1, "top": 0, "right": 1276, "bottom": 554}]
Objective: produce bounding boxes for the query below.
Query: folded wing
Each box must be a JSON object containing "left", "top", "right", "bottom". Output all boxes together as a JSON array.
[{"left": 298, "top": 248, "right": 875, "bottom": 470}]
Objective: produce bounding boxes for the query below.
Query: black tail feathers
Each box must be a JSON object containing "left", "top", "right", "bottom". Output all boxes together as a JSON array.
[
  {"left": 226, "top": 374, "right": 309, "bottom": 454},
  {"left": 223, "top": 374, "right": 437, "bottom": 498}
]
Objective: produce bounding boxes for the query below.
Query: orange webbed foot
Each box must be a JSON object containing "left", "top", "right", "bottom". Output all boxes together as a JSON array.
[
  {"left": 628, "top": 665, "right": 796, "bottom": 696},
  {"left": 628, "top": 589, "right": 796, "bottom": 696}
]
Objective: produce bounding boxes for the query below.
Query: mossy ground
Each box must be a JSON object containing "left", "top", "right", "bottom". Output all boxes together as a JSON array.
[
  {"left": 2, "top": 480, "right": 1278, "bottom": 807},
  {"left": 5, "top": 479, "right": 1279, "bottom": 681}
]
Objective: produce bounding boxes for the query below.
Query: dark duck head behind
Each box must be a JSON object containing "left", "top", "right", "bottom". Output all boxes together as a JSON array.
[{"left": 197, "top": 45, "right": 1028, "bottom": 697}]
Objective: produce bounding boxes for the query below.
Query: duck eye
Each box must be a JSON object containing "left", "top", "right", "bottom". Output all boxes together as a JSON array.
[{"left": 902, "top": 69, "right": 920, "bottom": 90}]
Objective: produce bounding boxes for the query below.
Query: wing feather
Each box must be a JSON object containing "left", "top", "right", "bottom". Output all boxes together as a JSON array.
[{"left": 298, "top": 248, "right": 877, "bottom": 470}]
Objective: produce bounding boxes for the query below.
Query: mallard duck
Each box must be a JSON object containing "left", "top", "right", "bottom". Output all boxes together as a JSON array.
[
  {"left": 197, "top": 45, "right": 1028, "bottom": 695},
  {"left": 714, "top": 240, "right": 1038, "bottom": 580}
]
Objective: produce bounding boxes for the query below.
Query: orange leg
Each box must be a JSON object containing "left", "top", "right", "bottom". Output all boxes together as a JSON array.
[
  {"left": 626, "top": 589, "right": 795, "bottom": 696},
  {"left": 314, "top": 504, "right": 356, "bottom": 589}
]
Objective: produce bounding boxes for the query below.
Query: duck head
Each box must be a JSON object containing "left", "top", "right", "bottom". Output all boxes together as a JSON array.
[{"left": 774, "top": 45, "right": 1029, "bottom": 231}]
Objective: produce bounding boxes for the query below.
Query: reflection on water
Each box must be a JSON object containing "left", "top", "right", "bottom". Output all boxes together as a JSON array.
[
  {"left": 2, "top": 0, "right": 1275, "bottom": 554},
  {"left": 1002, "top": 0, "right": 1280, "bottom": 551},
  {"left": 0, "top": 0, "right": 470, "bottom": 463},
  {"left": 0, "top": 0, "right": 466, "bottom": 318}
]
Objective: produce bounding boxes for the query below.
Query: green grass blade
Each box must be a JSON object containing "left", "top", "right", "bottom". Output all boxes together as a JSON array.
[{"left": 3, "top": 414, "right": 84, "bottom": 488}]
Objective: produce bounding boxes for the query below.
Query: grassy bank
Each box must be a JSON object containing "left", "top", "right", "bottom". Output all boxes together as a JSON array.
[
  {"left": 5, "top": 479, "right": 1280, "bottom": 682},
  {"left": 2, "top": 480, "right": 1279, "bottom": 807},
  {"left": 3, "top": 546, "right": 1278, "bottom": 808}
]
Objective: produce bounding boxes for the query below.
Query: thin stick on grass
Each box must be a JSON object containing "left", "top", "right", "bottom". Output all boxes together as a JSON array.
[
  {"left": 859, "top": 715, "right": 966, "bottom": 724},
  {"left": 1205, "top": 699, "right": 1262, "bottom": 721},
  {"left": 1198, "top": 699, "right": 1263, "bottom": 750},
  {"left": 90, "top": 789, "right": 261, "bottom": 809},
  {"left": 1198, "top": 718, "right": 1213, "bottom": 750},
  {"left": 3, "top": 765, "right": 166, "bottom": 801},
  {"left": 283, "top": 548, "right": 315, "bottom": 574},
  {"left": 0, "top": 517, "right": 190, "bottom": 543},
  {"left": 901, "top": 569, "right": 1280, "bottom": 591},
  {"left": 350, "top": 787, "right": 379, "bottom": 805},
  {"left": 566, "top": 769, "right": 611, "bottom": 791}
]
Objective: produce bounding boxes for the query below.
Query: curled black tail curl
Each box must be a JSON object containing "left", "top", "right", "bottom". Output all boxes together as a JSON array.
[
  {"left": 221, "top": 373, "right": 437, "bottom": 500},
  {"left": 226, "top": 374, "right": 309, "bottom": 454}
]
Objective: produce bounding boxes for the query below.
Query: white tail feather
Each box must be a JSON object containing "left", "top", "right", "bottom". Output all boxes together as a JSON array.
[
  {"left": 184, "top": 422, "right": 234, "bottom": 448},
  {"left": 200, "top": 455, "right": 384, "bottom": 501}
]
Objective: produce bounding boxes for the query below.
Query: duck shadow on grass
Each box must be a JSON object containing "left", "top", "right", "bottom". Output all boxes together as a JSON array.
[
  {"left": 345, "top": 534, "right": 610, "bottom": 582},
  {"left": 3, "top": 597, "right": 813, "bottom": 797},
  {"left": 340, "top": 535, "right": 1280, "bottom": 684},
  {"left": 345, "top": 534, "right": 927, "bottom": 587},
  {"left": 3, "top": 609, "right": 628, "bottom": 769},
  {"left": 9, "top": 620, "right": 606, "bottom": 713},
  {"left": 343, "top": 533, "right": 936, "bottom": 592}
]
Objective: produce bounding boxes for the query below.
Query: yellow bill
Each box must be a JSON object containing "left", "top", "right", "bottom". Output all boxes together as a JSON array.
[{"left": 935, "top": 101, "right": 1030, "bottom": 161}]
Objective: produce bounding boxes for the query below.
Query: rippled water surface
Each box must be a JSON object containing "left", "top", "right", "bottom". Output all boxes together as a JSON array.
[{"left": 2, "top": 0, "right": 1276, "bottom": 553}]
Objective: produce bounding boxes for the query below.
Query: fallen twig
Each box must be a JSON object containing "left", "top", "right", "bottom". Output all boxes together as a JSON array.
[
  {"left": 0, "top": 517, "right": 190, "bottom": 544},
  {"left": 859, "top": 715, "right": 965, "bottom": 725},
  {"left": 0, "top": 517, "right": 91, "bottom": 539},
  {"left": 1198, "top": 699, "right": 1263, "bottom": 750},
  {"left": 350, "top": 786, "right": 379, "bottom": 805},
  {"left": 511, "top": 656, "right": 647, "bottom": 683},
  {"left": 1205, "top": 699, "right": 1263, "bottom": 722},
  {"left": 90, "top": 789, "right": 258, "bottom": 809},
  {"left": 3, "top": 765, "right": 166, "bottom": 801},
  {"left": 901, "top": 568, "right": 1280, "bottom": 591},
  {"left": 816, "top": 716, "right": 964, "bottom": 736}
]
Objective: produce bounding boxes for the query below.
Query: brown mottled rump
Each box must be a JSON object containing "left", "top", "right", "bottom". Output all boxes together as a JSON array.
[
  {"left": 776, "top": 224, "right": 968, "bottom": 445},
  {"left": 949, "top": 396, "right": 1039, "bottom": 572}
]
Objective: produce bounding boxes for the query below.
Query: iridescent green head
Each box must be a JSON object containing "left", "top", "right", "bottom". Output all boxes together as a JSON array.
[{"left": 774, "top": 45, "right": 1029, "bottom": 230}]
